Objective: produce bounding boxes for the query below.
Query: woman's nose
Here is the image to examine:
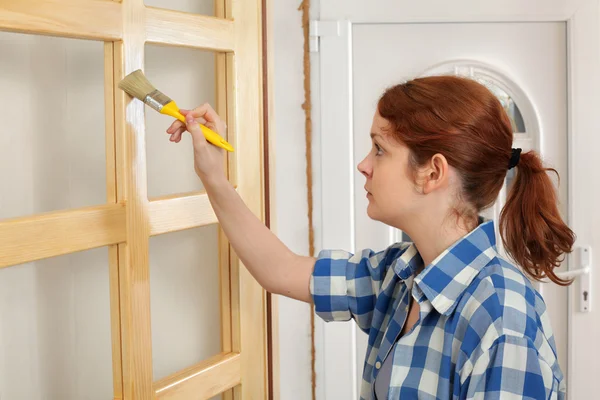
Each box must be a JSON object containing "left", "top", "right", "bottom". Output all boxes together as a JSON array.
[{"left": 357, "top": 156, "right": 371, "bottom": 178}]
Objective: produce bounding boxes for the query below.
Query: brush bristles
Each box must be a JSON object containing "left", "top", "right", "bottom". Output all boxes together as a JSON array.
[{"left": 118, "top": 69, "right": 157, "bottom": 101}]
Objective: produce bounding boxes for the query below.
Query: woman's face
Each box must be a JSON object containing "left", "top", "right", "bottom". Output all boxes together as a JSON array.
[{"left": 357, "top": 111, "right": 422, "bottom": 228}]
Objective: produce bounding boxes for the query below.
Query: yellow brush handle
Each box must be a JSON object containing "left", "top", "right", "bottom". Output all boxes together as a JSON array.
[{"left": 160, "top": 100, "right": 234, "bottom": 152}]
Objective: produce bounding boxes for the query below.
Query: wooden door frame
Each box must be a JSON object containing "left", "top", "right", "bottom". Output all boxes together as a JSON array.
[{"left": 262, "top": 0, "right": 280, "bottom": 398}]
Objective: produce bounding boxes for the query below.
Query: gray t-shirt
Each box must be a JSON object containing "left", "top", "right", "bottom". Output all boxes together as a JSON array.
[{"left": 374, "top": 344, "right": 395, "bottom": 399}]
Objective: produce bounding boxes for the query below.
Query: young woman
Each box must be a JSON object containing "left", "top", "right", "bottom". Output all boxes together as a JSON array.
[{"left": 166, "top": 75, "right": 573, "bottom": 399}]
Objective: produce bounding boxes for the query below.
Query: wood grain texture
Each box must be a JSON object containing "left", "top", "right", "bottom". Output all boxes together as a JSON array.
[
  {"left": 105, "top": 40, "right": 124, "bottom": 400},
  {"left": 0, "top": 204, "right": 125, "bottom": 269},
  {"left": 106, "top": 41, "right": 118, "bottom": 204},
  {"left": 225, "top": 52, "right": 238, "bottom": 188},
  {"left": 115, "top": 0, "right": 153, "bottom": 394},
  {"left": 112, "top": 34, "right": 130, "bottom": 400},
  {"left": 0, "top": 0, "right": 121, "bottom": 40},
  {"left": 215, "top": 3, "right": 235, "bottom": 398},
  {"left": 229, "top": 250, "right": 242, "bottom": 389},
  {"left": 145, "top": 7, "right": 235, "bottom": 52},
  {"left": 154, "top": 352, "right": 241, "bottom": 399},
  {"left": 216, "top": 39, "right": 233, "bottom": 388},
  {"left": 219, "top": 226, "right": 233, "bottom": 354},
  {"left": 231, "top": 0, "right": 269, "bottom": 396},
  {"left": 148, "top": 192, "right": 218, "bottom": 235},
  {"left": 263, "top": 0, "right": 280, "bottom": 397}
]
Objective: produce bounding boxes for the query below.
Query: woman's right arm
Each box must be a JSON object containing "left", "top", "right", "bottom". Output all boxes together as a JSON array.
[
  {"left": 203, "top": 176, "right": 315, "bottom": 302},
  {"left": 167, "top": 104, "right": 315, "bottom": 303}
]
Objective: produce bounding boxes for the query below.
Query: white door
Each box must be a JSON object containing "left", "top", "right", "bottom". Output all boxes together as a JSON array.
[
  {"left": 313, "top": 2, "right": 600, "bottom": 399},
  {"left": 352, "top": 18, "right": 568, "bottom": 386}
]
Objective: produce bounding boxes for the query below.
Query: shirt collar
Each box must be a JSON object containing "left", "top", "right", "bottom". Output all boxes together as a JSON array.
[
  {"left": 407, "top": 220, "right": 498, "bottom": 316},
  {"left": 391, "top": 243, "right": 424, "bottom": 281}
]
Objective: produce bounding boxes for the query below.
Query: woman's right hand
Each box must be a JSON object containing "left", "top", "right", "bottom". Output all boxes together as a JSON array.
[{"left": 166, "top": 103, "right": 227, "bottom": 185}]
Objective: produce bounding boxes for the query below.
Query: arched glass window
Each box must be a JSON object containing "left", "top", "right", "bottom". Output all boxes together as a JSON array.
[
  {"left": 474, "top": 77, "right": 526, "bottom": 133},
  {"left": 420, "top": 60, "right": 538, "bottom": 137}
]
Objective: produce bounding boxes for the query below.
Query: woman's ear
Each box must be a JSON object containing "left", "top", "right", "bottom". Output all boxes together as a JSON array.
[{"left": 422, "top": 153, "right": 449, "bottom": 194}]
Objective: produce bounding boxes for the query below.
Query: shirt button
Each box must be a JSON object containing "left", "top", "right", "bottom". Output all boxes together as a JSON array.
[{"left": 375, "top": 361, "right": 382, "bottom": 369}]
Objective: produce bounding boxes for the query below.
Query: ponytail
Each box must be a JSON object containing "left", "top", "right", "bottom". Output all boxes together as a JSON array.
[{"left": 499, "top": 151, "right": 575, "bottom": 285}]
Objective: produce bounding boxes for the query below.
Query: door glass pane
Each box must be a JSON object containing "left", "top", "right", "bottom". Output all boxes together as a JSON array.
[
  {"left": 0, "top": 32, "right": 106, "bottom": 220},
  {"left": 0, "top": 248, "right": 113, "bottom": 399},
  {"left": 473, "top": 77, "right": 526, "bottom": 133},
  {"left": 150, "top": 224, "right": 223, "bottom": 380},
  {"left": 145, "top": 0, "right": 215, "bottom": 16},
  {"left": 505, "top": 167, "right": 517, "bottom": 193},
  {"left": 144, "top": 44, "right": 217, "bottom": 198}
]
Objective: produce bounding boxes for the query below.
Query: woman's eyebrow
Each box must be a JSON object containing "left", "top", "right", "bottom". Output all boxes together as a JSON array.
[{"left": 370, "top": 132, "right": 388, "bottom": 143}]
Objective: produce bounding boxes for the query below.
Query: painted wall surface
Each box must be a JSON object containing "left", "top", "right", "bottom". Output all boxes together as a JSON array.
[{"left": 272, "top": 0, "right": 315, "bottom": 399}]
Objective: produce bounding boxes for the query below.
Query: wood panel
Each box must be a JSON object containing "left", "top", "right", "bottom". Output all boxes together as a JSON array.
[
  {"left": 115, "top": 0, "right": 154, "bottom": 394},
  {"left": 215, "top": 2, "right": 236, "bottom": 398},
  {"left": 105, "top": 40, "right": 124, "bottom": 399},
  {"left": 0, "top": 204, "right": 125, "bottom": 269},
  {"left": 0, "top": 0, "right": 121, "bottom": 40},
  {"left": 154, "top": 352, "right": 241, "bottom": 399},
  {"left": 146, "top": 7, "right": 235, "bottom": 52},
  {"left": 225, "top": 53, "right": 239, "bottom": 188},
  {"left": 148, "top": 192, "right": 218, "bottom": 235},
  {"left": 231, "top": 0, "right": 269, "bottom": 397},
  {"left": 263, "top": 0, "right": 279, "bottom": 397}
]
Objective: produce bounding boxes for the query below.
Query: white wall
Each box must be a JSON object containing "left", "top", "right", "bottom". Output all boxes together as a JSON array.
[{"left": 272, "top": 1, "right": 314, "bottom": 399}]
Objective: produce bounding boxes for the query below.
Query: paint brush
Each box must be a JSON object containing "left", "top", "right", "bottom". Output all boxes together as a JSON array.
[{"left": 118, "top": 69, "right": 234, "bottom": 152}]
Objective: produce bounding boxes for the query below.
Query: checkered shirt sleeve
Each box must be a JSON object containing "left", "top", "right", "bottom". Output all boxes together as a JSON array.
[{"left": 309, "top": 243, "right": 409, "bottom": 333}]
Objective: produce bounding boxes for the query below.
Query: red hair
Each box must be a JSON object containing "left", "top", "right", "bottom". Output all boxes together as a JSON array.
[{"left": 377, "top": 75, "right": 575, "bottom": 286}]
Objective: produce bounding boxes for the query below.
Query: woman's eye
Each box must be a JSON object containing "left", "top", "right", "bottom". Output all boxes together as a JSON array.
[{"left": 375, "top": 143, "right": 383, "bottom": 155}]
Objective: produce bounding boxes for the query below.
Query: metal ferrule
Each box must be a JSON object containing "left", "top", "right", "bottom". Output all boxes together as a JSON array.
[{"left": 144, "top": 89, "right": 172, "bottom": 111}]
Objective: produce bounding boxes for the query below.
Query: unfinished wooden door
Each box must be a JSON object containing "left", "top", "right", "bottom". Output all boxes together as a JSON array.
[{"left": 0, "top": 0, "right": 268, "bottom": 399}]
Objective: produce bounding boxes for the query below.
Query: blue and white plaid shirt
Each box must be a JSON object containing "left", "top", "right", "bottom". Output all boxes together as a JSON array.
[{"left": 310, "top": 221, "right": 565, "bottom": 399}]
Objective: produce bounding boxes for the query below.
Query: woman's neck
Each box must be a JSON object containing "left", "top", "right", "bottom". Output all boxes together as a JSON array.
[{"left": 407, "top": 214, "right": 477, "bottom": 267}]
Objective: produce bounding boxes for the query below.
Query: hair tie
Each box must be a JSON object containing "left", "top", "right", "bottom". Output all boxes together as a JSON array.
[{"left": 508, "top": 148, "right": 522, "bottom": 170}]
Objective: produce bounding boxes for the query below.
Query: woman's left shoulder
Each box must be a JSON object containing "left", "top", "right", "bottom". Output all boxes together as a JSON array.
[
  {"left": 457, "top": 255, "right": 556, "bottom": 350},
  {"left": 455, "top": 256, "right": 564, "bottom": 391},
  {"left": 468, "top": 255, "right": 546, "bottom": 311}
]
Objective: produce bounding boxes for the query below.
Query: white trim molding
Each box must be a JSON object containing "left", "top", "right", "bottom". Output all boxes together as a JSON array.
[
  {"left": 320, "top": 0, "right": 590, "bottom": 23},
  {"left": 312, "top": 20, "right": 358, "bottom": 400}
]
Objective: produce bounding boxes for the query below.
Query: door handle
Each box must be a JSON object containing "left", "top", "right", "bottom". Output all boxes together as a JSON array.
[
  {"left": 555, "top": 247, "right": 591, "bottom": 312},
  {"left": 555, "top": 266, "right": 590, "bottom": 279}
]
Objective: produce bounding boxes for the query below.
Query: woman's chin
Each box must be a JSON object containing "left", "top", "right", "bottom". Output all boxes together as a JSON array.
[
  {"left": 366, "top": 204, "right": 379, "bottom": 221},
  {"left": 367, "top": 205, "right": 400, "bottom": 227}
]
